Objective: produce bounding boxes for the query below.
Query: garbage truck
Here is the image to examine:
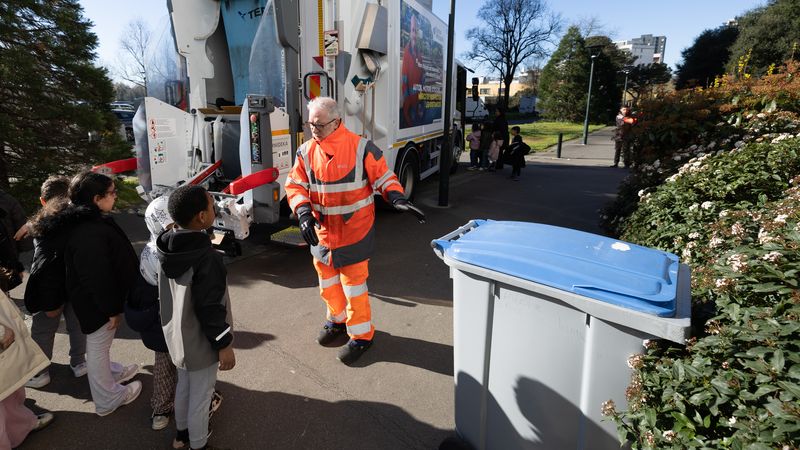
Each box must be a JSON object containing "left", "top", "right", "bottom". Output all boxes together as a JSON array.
[{"left": 97, "top": 0, "right": 466, "bottom": 247}]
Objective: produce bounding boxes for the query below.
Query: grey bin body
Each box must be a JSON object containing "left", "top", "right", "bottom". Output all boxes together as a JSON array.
[{"left": 432, "top": 220, "right": 692, "bottom": 450}]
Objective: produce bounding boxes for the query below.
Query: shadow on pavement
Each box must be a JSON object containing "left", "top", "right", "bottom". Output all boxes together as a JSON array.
[
  {"left": 23, "top": 377, "right": 452, "bottom": 450},
  {"left": 349, "top": 330, "right": 453, "bottom": 376},
  {"left": 232, "top": 330, "right": 276, "bottom": 349},
  {"left": 451, "top": 372, "right": 620, "bottom": 449}
]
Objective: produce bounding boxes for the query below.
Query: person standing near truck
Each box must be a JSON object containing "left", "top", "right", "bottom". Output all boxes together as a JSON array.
[{"left": 285, "top": 97, "right": 413, "bottom": 365}]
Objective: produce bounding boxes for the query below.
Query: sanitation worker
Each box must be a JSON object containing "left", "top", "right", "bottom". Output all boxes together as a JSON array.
[{"left": 285, "top": 97, "right": 412, "bottom": 365}]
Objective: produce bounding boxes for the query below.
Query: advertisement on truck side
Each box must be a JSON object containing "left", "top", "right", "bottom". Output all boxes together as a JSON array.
[{"left": 399, "top": 0, "right": 445, "bottom": 130}]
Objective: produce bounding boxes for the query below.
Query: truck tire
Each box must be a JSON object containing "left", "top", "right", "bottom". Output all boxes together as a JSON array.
[
  {"left": 449, "top": 132, "right": 463, "bottom": 174},
  {"left": 396, "top": 146, "right": 420, "bottom": 201}
]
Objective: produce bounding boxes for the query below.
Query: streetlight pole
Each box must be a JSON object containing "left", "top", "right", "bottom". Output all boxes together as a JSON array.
[
  {"left": 437, "top": 0, "right": 456, "bottom": 206},
  {"left": 582, "top": 53, "right": 597, "bottom": 145}
]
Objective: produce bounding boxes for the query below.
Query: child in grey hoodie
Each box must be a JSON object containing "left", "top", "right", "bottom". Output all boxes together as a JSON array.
[{"left": 158, "top": 185, "right": 234, "bottom": 450}]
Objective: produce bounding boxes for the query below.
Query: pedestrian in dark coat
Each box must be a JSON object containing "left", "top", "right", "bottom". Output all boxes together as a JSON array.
[
  {"left": 23, "top": 176, "right": 87, "bottom": 390},
  {"left": 493, "top": 108, "right": 509, "bottom": 170},
  {"left": 61, "top": 171, "right": 142, "bottom": 417}
]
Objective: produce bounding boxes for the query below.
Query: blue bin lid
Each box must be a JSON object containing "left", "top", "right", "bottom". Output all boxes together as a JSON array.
[{"left": 432, "top": 220, "right": 680, "bottom": 317}]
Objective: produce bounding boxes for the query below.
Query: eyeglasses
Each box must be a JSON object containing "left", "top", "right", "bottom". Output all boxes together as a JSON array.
[
  {"left": 106, "top": 188, "right": 117, "bottom": 197},
  {"left": 305, "top": 118, "right": 339, "bottom": 130}
]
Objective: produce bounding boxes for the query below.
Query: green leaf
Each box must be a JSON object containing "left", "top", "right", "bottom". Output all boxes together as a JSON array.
[
  {"left": 645, "top": 408, "right": 656, "bottom": 427},
  {"left": 771, "top": 350, "right": 785, "bottom": 372},
  {"left": 711, "top": 377, "right": 735, "bottom": 395},
  {"left": 746, "top": 443, "right": 772, "bottom": 450},
  {"left": 703, "top": 415, "right": 711, "bottom": 428},
  {"left": 776, "top": 380, "right": 800, "bottom": 399},
  {"left": 671, "top": 411, "right": 696, "bottom": 431},
  {"left": 788, "top": 364, "right": 800, "bottom": 380},
  {"left": 764, "top": 99, "right": 777, "bottom": 113},
  {"left": 753, "top": 384, "right": 778, "bottom": 397}
]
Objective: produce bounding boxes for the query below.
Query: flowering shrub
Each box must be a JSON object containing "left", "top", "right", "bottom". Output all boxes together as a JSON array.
[
  {"left": 605, "top": 175, "right": 800, "bottom": 449},
  {"left": 601, "top": 62, "right": 800, "bottom": 448},
  {"left": 601, "top": 62, "right": 800, "bottom": 236}
]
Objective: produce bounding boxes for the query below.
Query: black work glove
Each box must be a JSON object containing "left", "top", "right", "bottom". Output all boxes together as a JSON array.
[
  {"left": 392, "top": 198, "right": 426, "bottom": 223},
  {"left": 298, "top": 211, "right": 319, "bottom": 246}
]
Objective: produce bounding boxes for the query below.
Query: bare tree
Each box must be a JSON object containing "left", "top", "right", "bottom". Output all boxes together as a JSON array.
[
  {"left": 465, "top": 0, "right": 561, "bottom": 108},
  {"left": 116, "top": 18, "right": 152, "bottom": 95},
  {"left": 574, "top": 16, "right": 619, "bottom": 39}
]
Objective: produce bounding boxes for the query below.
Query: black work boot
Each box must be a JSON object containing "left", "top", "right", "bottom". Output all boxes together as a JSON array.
[
  {"left": 316, "top": 322, "right": 348, "bottom": 347},
  {"left": 337, "top": 339, "right": 373, "bottom": 365}
]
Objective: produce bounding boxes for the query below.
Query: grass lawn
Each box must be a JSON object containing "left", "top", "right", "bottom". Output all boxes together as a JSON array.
[
  {"left": 114, "top": 176, "right": 146, "bottom": 210},
  {"left": 517, "top": 121, "right": 606, "bottom": 152}
]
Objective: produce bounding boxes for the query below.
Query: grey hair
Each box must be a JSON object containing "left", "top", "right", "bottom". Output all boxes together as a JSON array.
[{"left": 307, "top": 97, "right": 341, "bottom": 120}]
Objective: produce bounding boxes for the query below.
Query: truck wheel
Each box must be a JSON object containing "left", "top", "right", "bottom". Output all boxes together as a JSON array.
[
  {"left": 397, "top": 147, "right": 420, "bottom": 201},
  {"left": 449, "top": 132, "right": 463, "bottom": 175}
]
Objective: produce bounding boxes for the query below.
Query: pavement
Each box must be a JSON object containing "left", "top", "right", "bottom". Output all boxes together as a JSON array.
[{"left": 11, "top": 127, "right": 628, "bottom": 450}]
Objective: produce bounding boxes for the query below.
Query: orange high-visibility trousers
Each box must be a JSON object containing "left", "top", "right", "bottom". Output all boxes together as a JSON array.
[{"left": 312, "top": 258, "right": 374, "bottom": 341}]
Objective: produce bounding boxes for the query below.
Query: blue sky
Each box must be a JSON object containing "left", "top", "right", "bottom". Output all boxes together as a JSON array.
[{"left": 80, "top": 0, "right": 765, "bottom": 80}]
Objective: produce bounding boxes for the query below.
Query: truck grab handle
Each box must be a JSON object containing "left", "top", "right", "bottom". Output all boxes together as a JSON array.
[{"left": 222, "top": 168, "right": 280, "bottom": 195}]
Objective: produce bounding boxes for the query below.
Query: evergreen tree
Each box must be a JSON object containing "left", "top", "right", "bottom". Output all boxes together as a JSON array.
[
  {"left": 0, "top": 0, "right": 128, "bottom": 207},
  {"left": 585, "top": 35, "right": 630, "bottom": 124},
  {"left": 726, "top": 0, "right": 800, "bottom": 75},
  {"left": 675, "top": 25, "right": 739, "bottom": 89},
  {"left": 538, "top": 27, "right": 590, "bottom": 122}
]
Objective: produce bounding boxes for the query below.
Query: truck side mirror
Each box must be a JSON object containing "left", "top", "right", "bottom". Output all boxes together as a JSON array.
[{"left": 471, "top": 77, "right": 479, "bottom": 101}]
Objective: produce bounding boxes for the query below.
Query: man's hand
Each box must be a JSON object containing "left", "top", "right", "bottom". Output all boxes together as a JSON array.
[
  {"left": 107, "top": 314, "right": 122, "bottom": 330},
  {"left": 1, "top": 326, "right": 14, "bottom": 349},
  {"left": 14, "top": 224, "right": 29, "bottom": 241},
  {"left": 218, "top": 345, "right": 236, "bottom": 371},
  {"left": 392, "top": 198, "right": 426, "bottom": 223},
  {"left": 298, "top": 211, "right": 319, "bottom": 246}
]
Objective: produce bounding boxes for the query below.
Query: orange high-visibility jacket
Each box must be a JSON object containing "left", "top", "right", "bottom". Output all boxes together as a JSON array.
[{"left": 285, "top": 124, "right": 405, "bottom": 268}]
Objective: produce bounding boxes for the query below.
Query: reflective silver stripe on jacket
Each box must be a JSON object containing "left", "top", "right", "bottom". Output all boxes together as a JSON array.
[
  {"left": 347, "top": 321, "right": 372, "bottom": 336},
  {"left": 327, "top": 309, "right": 347, "bottom": 323},
  {"left": 286, "top": 176, "right": 309, "bottom": 190},
  {"left": 289, "top": 194, "right": 311, "bottom": 211},
  {"left": 372, "top": 171, "right": 393, "bottom": 191},
  {"left": 342, "top": 282, "right": 368, "bottom": 298},
  {"left": 309, "top": 179, "right": 369, "bottom": 194},
  {"left": 378, "top": 178, "right": 401, "bottom": 192},
  {"left": 304, "top": 138, "right": 369, "bottom": 199},
  {"left": 319, "top": 274, "right": 341, "bottom": 289},
  {"left": 312, "top": 196, "right": 373, "bottom": 215}
]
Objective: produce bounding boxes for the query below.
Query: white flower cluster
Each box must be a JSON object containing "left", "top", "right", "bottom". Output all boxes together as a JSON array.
[
  {"left": 770, "top": 133, "right": 800, "bottom": 144},
  {"left": 727, "top": 253, "right": 748, "bottom": 272},
  {"left": 774, "top": 214, "right": 788, "bottom": 224},
  {"left": 715, "top": 278, "right": 734, "bottom": 289},
  {"left": 709, "top": 236, "right": 724, "bottom": 248},
  {"left": 701, "top": 201, "right": 714, "bottom": 210},
  {"left": 731, "top": 222, "right": 746, "bottom": 238},
  {"left": 762, "top": 251, "right": 783, "bottom": 263},
  {"left": 688, "top": 231, "right": 701, "bottom": 240},
  {"left": 758, "top": 228, "right": 777, "bottom": 244}
]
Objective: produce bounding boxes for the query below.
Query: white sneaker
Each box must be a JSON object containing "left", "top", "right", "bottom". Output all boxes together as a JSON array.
[
  {"left": 32, "top": 412, "right": 54, "bottom": 431},
  {"left": 70, "top": 362, "right": 88, "bottom": 378},
  {"left": 151, "top": 412, "right": 170, "bottom": 431},
  {"left": 25, "top": 372, "right": 51, "bottom": 389},
  {"left": 96, "top": 381, "right": 142, "bottom": 417},
  {"left": 114, "top": 363, "right": 140, "bottom": 384}
]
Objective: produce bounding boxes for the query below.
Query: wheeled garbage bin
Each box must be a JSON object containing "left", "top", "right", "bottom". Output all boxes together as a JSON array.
[{"left": 431, "top": 220, "right": 692, "bottom": 450}]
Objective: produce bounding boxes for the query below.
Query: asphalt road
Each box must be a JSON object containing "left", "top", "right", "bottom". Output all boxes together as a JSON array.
[{"left": 12, "top": 128, "right": 628, "bottom": 450}]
